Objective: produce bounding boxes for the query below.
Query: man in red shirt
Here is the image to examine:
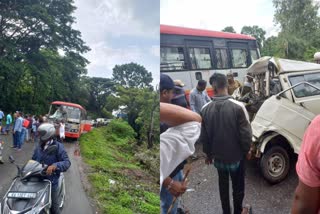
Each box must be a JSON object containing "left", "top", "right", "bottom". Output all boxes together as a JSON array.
[{"left": 291, "top": 115, "right": 320, "bottom": 214}]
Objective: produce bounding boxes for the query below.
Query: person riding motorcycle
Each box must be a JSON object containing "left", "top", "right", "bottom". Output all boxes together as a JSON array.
[{"left": 32, "top": 123, "right": 71, "bottom": 214}]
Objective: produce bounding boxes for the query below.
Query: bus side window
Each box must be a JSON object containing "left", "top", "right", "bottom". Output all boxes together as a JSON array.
[
  {"left": 195, "top": 72, "right": 202, "bottom": 80},
  {"left": 189, "top": 47, "right": 212, "bottom": 69},
  {"left": 231, "top": 49, "right": 248, "bottom": 68},
  {"left": 250, "top": 49, "right": 259, "bottom": 62},
  {"left": 215, "top": 49, "right": 229, "bottom": 69},
  {"left": 160, "top": 47, "right": 186, "bottom": 71}
]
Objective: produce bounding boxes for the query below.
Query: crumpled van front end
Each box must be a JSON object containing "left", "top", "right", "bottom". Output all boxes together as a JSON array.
[{"left": 241, "top": 57, "right": 320, "bottom": 184}]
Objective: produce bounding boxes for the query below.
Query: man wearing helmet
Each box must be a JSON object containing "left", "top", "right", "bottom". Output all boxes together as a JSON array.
[{"left": 32, "top": 123, "right": 71, "bottom": 214}]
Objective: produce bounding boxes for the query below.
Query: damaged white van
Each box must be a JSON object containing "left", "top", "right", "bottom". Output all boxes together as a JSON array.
[{"left": 236, "top": 57, "right": 320, "bottom": 184}]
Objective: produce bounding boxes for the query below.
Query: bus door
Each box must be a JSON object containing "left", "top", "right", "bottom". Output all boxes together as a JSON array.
[
  {"left": 185, "top": 39, "right": 214, "bottom": 95},
  {"left": 227, "top": 42, "right": 250, "bottom": 84}
]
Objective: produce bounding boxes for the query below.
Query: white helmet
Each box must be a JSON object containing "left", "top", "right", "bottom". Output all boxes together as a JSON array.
[{"left": 38, "top": 123, "right": 56, "bottom": 142}]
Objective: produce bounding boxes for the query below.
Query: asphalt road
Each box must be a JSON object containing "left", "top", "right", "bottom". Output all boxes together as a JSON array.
[
  {"left": 0, "top": 134, "right": 95, "bottom": 214},
  {"left": 182, "top": 144, "right": 299, "bottom": 214}
]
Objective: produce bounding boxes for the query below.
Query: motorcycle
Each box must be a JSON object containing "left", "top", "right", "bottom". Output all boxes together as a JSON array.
[{"left": 0, "top": 145, "right": 65, "bottom": 214}]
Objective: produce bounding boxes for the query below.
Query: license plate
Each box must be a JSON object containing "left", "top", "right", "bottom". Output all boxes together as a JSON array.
[{"left": 7, "top": 192, "right": 37, "bottom": 199}]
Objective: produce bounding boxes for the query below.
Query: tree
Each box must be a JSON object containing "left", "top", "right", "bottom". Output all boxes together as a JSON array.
[
  {"left": 112, "top": 62, "right": 153, "bottom": 89},
  {"left": 273, "top": 0, "right": 320, "bottom": 41},
  {"left": 222, "top": 26, "right": 236, "bottom": 33},
  {"left": 107, "top": 86, "right": 159, "bottom": 147},
  {"left": 0, "top": 0, "right": 89, "bottom": 58},
  {"left": 84, "top": 77, "right": 115, "bottom": 117},
  {"left": 0, "top": 0, "right": 89, "bottom": 113},
  {"left": 261, "top": 36, "right": 280, "bottom": 57},
  {"left": 241, "top": 25, "right": 266, "bottom": 50},
  {"left": 272, "top": 0, "right": 320, "bottom": 60}
]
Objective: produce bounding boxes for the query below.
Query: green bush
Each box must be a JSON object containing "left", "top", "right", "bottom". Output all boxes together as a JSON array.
[{"left": 108, "top": 119, "right": 136, "bottom": 139}]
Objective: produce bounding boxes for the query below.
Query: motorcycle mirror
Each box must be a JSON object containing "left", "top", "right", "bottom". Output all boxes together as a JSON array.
[
  {"left": 9, "top": 155, "right": 15, "bottom": 163},
  {"left": 46, "top": 145, "right": 58, "bottom": 155}
]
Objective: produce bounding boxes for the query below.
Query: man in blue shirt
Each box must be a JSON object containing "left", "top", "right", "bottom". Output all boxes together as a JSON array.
[
  {"left": 0, "top": 109, "right": 4, "bottom": 123},
  {"left": 13, "top": 111, "right": 23, "bottom": 150},
  {"left": 5, "top": 113, "right": 12, "bottom": 135},
  {"left": 189, "top": 80, "right": 211, "bottom": 114},
  {"left": 32, "top": 123, "right": 71, "bottom": 214}
]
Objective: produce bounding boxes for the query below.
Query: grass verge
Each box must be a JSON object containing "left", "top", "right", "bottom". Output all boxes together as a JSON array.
[{"left": 80, "top": 119, "right": 160, "bottom": 214}]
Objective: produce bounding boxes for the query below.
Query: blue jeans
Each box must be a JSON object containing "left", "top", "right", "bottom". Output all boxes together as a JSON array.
[
  {"left": 20, "top": 128, "right": 26, "bottom": 147},
  {"left": 14, "top": 131, "right": 21, "bottom": 148},
  {"left": 5, "top": 124, "right": 10, "bottom": 132},
  {"left": 51, "top": 186, "right": 61, "bottom": 214},
  {"left": 160, "top": 170, "right": 183, "bottom": 214}
]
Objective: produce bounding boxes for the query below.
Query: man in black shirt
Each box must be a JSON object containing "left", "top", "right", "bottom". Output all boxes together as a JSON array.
[{"left": 199, "top": 73, "right": 252, "bottom": 214}]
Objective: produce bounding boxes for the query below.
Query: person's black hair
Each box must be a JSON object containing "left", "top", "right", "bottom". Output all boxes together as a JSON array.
[
  {"left": 209, "top": 73, "right": 228, "bottom": 90},
  {"left": 197, "top": 80, "right": 207, "bottom": 87}
]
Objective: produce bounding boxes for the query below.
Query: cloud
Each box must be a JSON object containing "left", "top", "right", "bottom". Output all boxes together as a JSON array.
[
  {"left": 73, "top": 0, "right": 159, "bottom": 87},
  {"left": 161, "top": 0, "right": 277, "bottom": 38},
  {"left": 74, "top": 0, "right": 159, "bottom": 42},
  {"left": 83, "top": 41, "right": 159, "bottom": 86}
]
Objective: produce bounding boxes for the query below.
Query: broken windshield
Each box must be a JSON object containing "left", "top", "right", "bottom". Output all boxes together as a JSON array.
[{"left": 49, "top": 105, "right": 81, "bottom": 122}]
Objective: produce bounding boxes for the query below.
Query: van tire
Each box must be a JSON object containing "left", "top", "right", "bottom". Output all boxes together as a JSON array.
[{"left": 260, "top": 146, "right": 290, "bottom": 184}]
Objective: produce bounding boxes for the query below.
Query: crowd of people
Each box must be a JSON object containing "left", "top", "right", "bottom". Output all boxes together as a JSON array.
[
  {"left": 0, "top": 110, "right": 66, "bottom": 164},
  {"left": 0, "top": 109, "right": 70, "bottom": 214},
  {"left": 160, "top": 73, "right": 320, "bottom": 214}
]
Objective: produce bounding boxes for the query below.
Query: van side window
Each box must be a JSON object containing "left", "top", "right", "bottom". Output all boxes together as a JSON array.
[
  {"left": 189, "top": 47, "right": 212, "bottom": 69},
  {"left": 215, "top": 49, "right": 229, "bottom": 68},
  {"left": 231, "top": 49, "right": 248, "bottom": 68},
  {"left": 289, "top": 73, "right": 320, "bottom": 98},
  {"left": 160, "top": 47, "right": 186, "bottom": 71}
]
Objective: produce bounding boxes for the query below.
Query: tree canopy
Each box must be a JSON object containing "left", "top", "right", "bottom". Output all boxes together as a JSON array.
[
  {"left": 112, "top": 62, "right": 153, "bottom": 89},
  {"left": 241, "top": 25, "right": 266, "bottom": 50},
  {"left": 261, "top": 0, "right": 320, "bottom": 60},
  {"left": 222, "top": 26, "right": 236, "bottom": 33},
  {"left": 0, "top": 0, "right": 90, "bottom": 113}
]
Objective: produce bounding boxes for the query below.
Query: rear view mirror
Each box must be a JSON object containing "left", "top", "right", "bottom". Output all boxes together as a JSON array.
[
  {"left": 46, "top": 145, "right": 58, "bottom": 155},
  {"left": 9, "top": 155, "right": 15, "bottom": 163}
]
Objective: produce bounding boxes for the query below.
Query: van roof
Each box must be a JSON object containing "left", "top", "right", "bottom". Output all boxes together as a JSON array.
[{"left": 248, "top": 57, "right": 320, "bottom": 75}]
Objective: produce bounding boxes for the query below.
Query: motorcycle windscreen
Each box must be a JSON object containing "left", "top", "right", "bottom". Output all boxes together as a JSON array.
[
  {"left": 21, "top": 160, "right": 44, "bottom": 178},
  {"left": 6, "top": 179, "right": 51, "bottom": 212}
]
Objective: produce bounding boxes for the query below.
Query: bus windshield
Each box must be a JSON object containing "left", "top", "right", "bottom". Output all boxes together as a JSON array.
[{"left": 49, "top": 105, "right": 81, "bottom": 122}]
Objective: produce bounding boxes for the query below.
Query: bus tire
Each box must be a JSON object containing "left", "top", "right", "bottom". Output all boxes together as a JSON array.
[{"left": 260, "top": 146, "right": 290, "bottom": 184}]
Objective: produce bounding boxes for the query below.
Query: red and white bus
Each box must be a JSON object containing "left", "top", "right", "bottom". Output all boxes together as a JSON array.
[
  {"left": 48, "top": 101, "right": 90, "bottom": 139},
  {"left": 160, "top": 25, "right": 260, "bottom": 97}
]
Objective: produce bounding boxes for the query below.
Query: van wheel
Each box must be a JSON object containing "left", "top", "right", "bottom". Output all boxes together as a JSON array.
[{"left": 260, "top": 146, "right": 290, "bottom": 184}]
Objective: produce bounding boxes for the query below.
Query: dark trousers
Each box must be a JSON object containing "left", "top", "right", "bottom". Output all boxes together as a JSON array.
[
  {"left": 13, "top": 131, "right": 21, "bottom": 148},
  {"left": 51, "top": 187, "right": 61, "bottom": 214},
  {"left": 217, "top": 160, "right": 245, "bottom": 214}
]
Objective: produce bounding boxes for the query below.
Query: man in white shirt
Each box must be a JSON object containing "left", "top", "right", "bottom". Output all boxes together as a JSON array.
[{"left": 160, "top": 103, "right": 201, "bottom": 213}]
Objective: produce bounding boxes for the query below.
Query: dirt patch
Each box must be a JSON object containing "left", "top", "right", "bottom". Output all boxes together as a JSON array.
[{"left": 120, "top": 168, "right": 156, "bottom": 184}]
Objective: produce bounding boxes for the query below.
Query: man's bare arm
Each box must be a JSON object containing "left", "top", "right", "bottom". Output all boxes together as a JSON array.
[
  {"left": 160, "top": 102, "right": 201, "bottom": 126},
  {"left": 291, "top": 180, "right": 320, "bottom": 214}
]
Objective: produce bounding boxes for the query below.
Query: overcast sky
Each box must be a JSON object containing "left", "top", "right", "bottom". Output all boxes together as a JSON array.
[
  {"left": 73, "top": 0, "right": 160, "bottom": 85},
  {"left": 161, "top": 0, "right": 279, "bottom": 38}
]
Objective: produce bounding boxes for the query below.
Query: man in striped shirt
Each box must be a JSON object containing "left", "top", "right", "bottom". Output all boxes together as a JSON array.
[{"left": 199, "top": 73, "right": 252, "bottom": 214}]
